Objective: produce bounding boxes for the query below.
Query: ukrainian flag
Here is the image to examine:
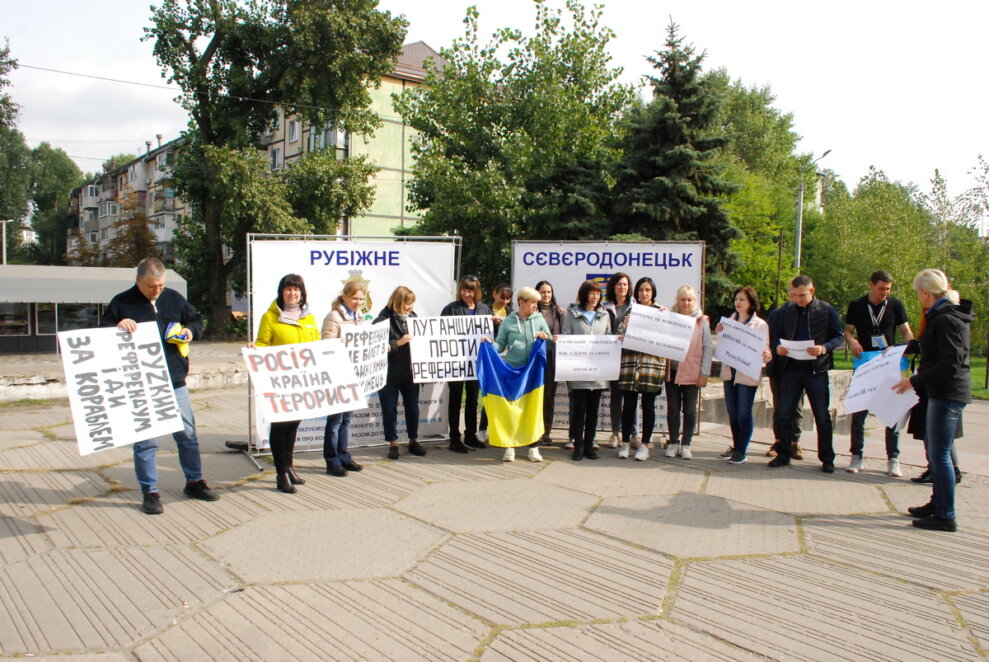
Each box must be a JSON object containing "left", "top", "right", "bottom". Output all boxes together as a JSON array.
[{"left": 477, "top": 338, "right": 547, "bottom": 448}]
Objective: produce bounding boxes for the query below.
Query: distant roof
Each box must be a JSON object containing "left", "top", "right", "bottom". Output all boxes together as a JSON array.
[
  {"left": 393, "top": 41, "right": 446, "bottom": 83},
  {"left": 0, "top": 265, "right": 187, "bottom": 304}
]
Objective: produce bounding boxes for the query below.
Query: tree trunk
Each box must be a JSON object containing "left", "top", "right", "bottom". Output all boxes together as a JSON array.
[{"left": 202, "top": 197, "right": 228, "bottom": 337}]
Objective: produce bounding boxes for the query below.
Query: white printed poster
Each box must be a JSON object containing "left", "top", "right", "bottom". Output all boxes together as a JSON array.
[
  {"left": 409, "top": 315, "right": 494, "bottom": 383},
  {"left": 844, "top": 345, "right": 917, "bottom": 427},
  {"left": 57, "top": 322, "right": 182, "bottom": 456},
  {"left": 512, "top": 241, "right": 704, "bottom": 310},
  {"left": 341, "top": 321, "right": 389, "bottom": 396},
  {"left": 243, "top": 339, "right": 367, "bottom": 423},
  {"left": 555, "top": 335, "right": 622, "bottom": 382},
  {"left": 621, "top": 305, "right": 696, "bottom": 363},
  {"left": 714, "top": 317, "right": 767, "bottom": 382}
]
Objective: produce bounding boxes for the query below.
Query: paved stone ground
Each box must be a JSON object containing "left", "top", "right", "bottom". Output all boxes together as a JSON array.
[{"left": 0, "top": 385, "right": 987, "bottom": 661}]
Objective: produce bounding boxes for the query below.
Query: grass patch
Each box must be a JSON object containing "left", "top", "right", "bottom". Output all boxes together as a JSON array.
[{"left": 0, "top": 398, "right": 59, "bottom": 409}]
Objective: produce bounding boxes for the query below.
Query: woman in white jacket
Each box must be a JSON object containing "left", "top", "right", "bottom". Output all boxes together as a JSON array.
[{"left": 717, "top": 286, "right": 772, "bottom": 463}]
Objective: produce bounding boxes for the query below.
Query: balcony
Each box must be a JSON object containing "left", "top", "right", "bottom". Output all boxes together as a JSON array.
[{"left": 153, "top": 197, "right": 176, "bottom": 213}]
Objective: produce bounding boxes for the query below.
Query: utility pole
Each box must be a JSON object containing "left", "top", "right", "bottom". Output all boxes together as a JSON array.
[
  {"left": 1, "top": 219, "right": 12, "bottom": 265},
  {"left": 794, "top": 149, "right": 831, "bottom": 270}
]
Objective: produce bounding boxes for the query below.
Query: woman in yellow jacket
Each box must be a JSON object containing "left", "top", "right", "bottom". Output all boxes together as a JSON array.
[{"left": 254, "top": 274, "right": 320, "bottom": 493}]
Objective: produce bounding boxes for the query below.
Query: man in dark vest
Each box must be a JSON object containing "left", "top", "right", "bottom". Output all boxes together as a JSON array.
[{"left": 768, "top": 275, "right": 845, "bottom": 472}]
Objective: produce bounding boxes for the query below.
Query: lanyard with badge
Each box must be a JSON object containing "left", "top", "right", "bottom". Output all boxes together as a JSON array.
[{"left": 868, "top": 300, "right": 888, "bottom": 349}]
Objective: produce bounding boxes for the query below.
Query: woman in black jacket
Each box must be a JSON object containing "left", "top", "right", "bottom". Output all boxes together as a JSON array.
[
  {"left": 441, "top": 275, "right": 494, "bottom": 453},
  {"left": 374, "top": 286, "right": 426, "bottom": 460},
  {"left": 894, "top": 269, "right": 972, "bottom": 532}
]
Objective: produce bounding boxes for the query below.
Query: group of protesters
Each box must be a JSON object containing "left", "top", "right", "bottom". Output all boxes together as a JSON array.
[{"left": 105, "top": 258, "right": 970, "bottom": 532}]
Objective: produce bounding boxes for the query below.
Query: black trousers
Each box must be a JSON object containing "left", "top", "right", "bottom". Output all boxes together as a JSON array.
[
  {"left": 569, "top": 388, "right": 603, "bottom": 453},
  {"left": 447, "top": 380, "right": 479, "bottom": 440},
  {"left": 269, "top": 420, "right": 301, "bottom": 473},
  {"left": 621, "top": 390, "right": 658, "bottom": 445}
]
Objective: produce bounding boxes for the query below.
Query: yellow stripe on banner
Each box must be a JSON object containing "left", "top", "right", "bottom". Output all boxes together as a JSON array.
[{"left": 482, "top": 386, "right": 545, "bottom": 448}]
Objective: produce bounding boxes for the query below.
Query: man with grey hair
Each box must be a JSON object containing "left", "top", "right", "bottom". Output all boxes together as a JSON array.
[{"left": 101, "top": 257, "right": 219, "bottom": 514}]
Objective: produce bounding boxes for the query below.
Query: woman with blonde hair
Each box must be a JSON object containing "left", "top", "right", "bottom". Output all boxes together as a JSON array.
[
  {"left": 373, "top": 286, "right": 426, "bottom": 460},
  {"left": 321, "top": 280, "right": 368, "bottom": 477},
  {"left": 665, "top": 285, "right": 713, "bottom": 460},
  {"left": 894, "top": 269, "right": 971, "bottom": 532}
]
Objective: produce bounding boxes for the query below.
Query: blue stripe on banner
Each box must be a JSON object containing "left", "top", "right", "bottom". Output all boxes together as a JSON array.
[{"left": 477, "top": 338, "right": 547, "bottom": 402}]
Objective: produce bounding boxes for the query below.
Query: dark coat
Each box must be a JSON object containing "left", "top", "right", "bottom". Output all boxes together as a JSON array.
[
  {"left": 909, "top": 301, "right": 972, "bottom": 404},
  {"left": 373, "top": 306, "right": 417, "bottom": 386}
]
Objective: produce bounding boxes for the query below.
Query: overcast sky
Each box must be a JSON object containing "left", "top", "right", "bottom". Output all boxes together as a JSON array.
[{"left": 4, "top": 0, "right": 986, "bottom": 197}]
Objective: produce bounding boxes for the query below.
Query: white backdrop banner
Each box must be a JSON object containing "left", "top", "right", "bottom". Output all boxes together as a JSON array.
[
  {"left": 511, "top": 241, "right": 704, "bottom": 309},
  {"left": 58, "top": 322, "right": 183, "bottom": 456},
  {"left": 409, "top": 315, "right": 494, "bottom": 383},
  {"left": 555, "top": 335, "right": 621, "bottom": 382},
  {"left": 621, "top": 305, "right": 695, "bottom": 363},
  {"left": 550, "top": 384, "right": 669, "bottom": 435},
  {"left": 248, "top": 237, "right": 456, "bottom": 450}
]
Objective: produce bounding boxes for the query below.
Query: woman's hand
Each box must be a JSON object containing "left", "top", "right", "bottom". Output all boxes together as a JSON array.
[
  {"left": 715, "top": 323, "right": 724, "bottom": 333},
  {"left": 551, "top": 334, "right": 559, "bottom": 342},
  {"left": 697, "top": 376, "right": 708, "bottom": 388},
  {"left": 396, "top": 333, "right": 411, "bottom": 347},
  {"left": 535, "top": 331, "right": 549, "bottom": 340},
  {"left": 762, "top": 348, "right": 772, "bottom": 363},
  {"left": 246, "top": 341, "right": 255, "bottom": 349},
  {"left": 481, "top": 337, "right": 493, "bottom": 343},
  {"left": 892, "top": 377, "right": 914, "bottom": 394}
]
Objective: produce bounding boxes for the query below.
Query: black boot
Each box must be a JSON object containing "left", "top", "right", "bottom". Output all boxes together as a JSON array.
[
  {"left": 276, "top": 473, "right": 296, "bottom": 494},
  {"left": 449, "top": 438, "right": 470, "bottom": 454},
  {"left": 287, "top": 468, "right": 305, "bottom": 485},
  {"left": 409, "top": 440, "right": 427, "bottom": 456},
  {"left": 911, "top": 469, "right": 933, "bottom": 483}
]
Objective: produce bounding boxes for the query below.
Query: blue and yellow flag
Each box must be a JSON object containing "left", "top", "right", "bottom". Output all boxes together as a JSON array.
[{"left": 477, "top": 338, "right": 546, "bottom": 448}]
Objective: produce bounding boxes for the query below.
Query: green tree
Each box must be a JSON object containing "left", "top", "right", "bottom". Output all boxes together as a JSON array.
[
  {"left": 102, "top": 153, "right": 137, "bottom": 171},
  {"left": 282, "top": 151, "right": 378, "bottom": 235},
  {"left": 610, "top": 23, "right": 739, "bottom": 301},
  {"left": 0, "top": 42, "right": 32, "bottom": 246},
  {"left": 65, "top": 229, "right": 102, "bottom": 266},
  {"left": 146, "top": 0, "right": 407, "bottom": 332},
  {"left": 27, "top": 143, "right": 83, "bottom": 263},
  {"left": 396, "top": 0, "right": 634, "bottom": 290},
  {"left": 105, "top": 193, "right": 162, "bottom": 268},
  {"left": 0, "top": 40, "right": 17, "bottom": 129}
]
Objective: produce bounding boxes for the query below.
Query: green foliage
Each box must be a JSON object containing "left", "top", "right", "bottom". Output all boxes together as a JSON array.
[
  {"left": 26, "top": 143, "right": 83, "bottom": 264},
  {"left": 104, "top": 194, "right": 161, "bottom": 268},
  {"left": 101, "top": 153, "right": 137, "bottom": 171},
  {"left": 396, "top": 0, "right": 634, "bottom": 291},
  {"left": 145, "top": 0, "right": 407, "bottom": 332},
  {"left": 64, "top": 229, "right": 102, "bottom": 266},
  {"left": 282, "top": 152, "right": 378, "bottom": 235},
  {"left": 0, "top": 40, "right": 17, "bottom": 129}
]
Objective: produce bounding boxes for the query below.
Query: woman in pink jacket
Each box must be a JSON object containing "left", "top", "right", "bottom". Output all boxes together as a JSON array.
[
  {"left": 717, "top": 286, "right": 772, "bottom": 463},
  {"left": 665, "top": 285, "right": 713, "bottom": 460}
]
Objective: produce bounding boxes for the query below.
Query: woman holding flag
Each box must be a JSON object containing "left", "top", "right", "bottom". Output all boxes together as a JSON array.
[{"left": 482, "top": 287, "right": 551, "bottom": 462}]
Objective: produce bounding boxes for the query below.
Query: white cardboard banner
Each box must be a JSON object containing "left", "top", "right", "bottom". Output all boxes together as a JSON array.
[
  {"left": 409, "top": 315, "right": 494, "bottom": 383},
  {"left": 555, "top": 335, "right": 621, "bottom": 382},
  {"left": 243, "top": 339, "right": 367, "bottom": 423},
  {"left": 714, "top": 316, "right": 767, "bottom": 382},
  {"left": 550, "top": 383, "right": 668, "bottom": 434},
  {"left": 844, "top": 345, "right": 917, "bottom": 427},
  {"left": 621, "top": 305, "right": 695, "bottom": 363},
  {"left": 341, "top": 320, "right": 389, "bottom": 396},
  {"left": 57, "top": 322, "right": 183, "bottom": 456},
  {"left": 511, "top": 241, "right": 704, "bottom": 310}
]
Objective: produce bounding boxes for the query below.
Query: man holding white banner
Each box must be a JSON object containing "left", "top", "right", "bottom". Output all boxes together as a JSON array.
[{"left": 101, "top": 257, "right": 218, "bottom": 514}]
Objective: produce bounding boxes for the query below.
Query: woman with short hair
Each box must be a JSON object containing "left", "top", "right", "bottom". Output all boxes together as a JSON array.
[{"left": 665, "top": 285, "right": 713, "bottom": 460}]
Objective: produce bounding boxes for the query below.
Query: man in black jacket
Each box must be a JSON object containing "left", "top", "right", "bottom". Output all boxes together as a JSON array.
[
  {"left": 768, "top": 275, "right": 845, "bottom": 472},
  {"left": 100, "top": 257, "right": 219, "bottom": 514}
]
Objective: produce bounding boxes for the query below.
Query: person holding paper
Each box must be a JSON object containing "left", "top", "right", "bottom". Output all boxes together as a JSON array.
[
  {"left": 717, "top": 287, "right": 772, "bottom": 464},
  {"left": 844, "top": 270, "right": 913, "bottom": 476},
  {"left": 616, "top": 277, "right": 667, "bottom": 461},
  {"left": 536, "top": 280, "right": 566, "bottom": 446},
  {"left": 893, "top": 269, "right": 972, "bottom": 532},
  {"left": 441, "top": 275, "right": 494, "bottom": 454},
  {"left": 321, "top": 281, "right": 369, "bottom": 477},
  {"left": 255, "top": 273, "right": 321, "bottom": 493},
  {"left": 100, "top": 257, "right": 218, "bottom": 514},
  {"left": 768, "top": 275, "right": 844, "bottom": 472},
  {"left": 601, "top": 272, "right": 636, "bottom": 449},
  {"left": 561, "top": 280, "right": 612, "bottom": 461},
  {"left": 486, "top": 286, "right": 552, "bottom": 461},
  {"left": 664, "top": 285, "right": 713, "bottom": 460}
]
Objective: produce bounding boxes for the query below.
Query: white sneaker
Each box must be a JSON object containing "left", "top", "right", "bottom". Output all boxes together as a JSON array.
[
  {"left": 680, "top": 446, "right": 693, "bottom": 460},
  {"left": 634, "top": 444, "right": 650, "bottom": 461},
  {"left": 563, "top": 440, "right": 575, "bottom": 450},
  {"left": 846, "top": 454, "right": 863, "bottom": 473},
  {"left": 887, "top": 458, "right": 903, "bottom": 477},
  {"left": 478, "top": 430, "right": 488, "bottom": 443},
  {"left": 664, "top": 444, "right": 679, "bottom": 458},
  {"left": 503, "top": 447, "right": 515, "bottom": 462},
  {"left": 617, "top": 443, "right": 630, "bottom": 459},
  {"left": 528, "top": 447, "right": 543, "bottom": 463},
  {"left": 608, "top": 433, "right": 620, "bottom": 448}
]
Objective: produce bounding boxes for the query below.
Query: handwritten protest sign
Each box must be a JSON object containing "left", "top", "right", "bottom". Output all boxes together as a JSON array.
[
  {"left": 621, "top": 305, "right": 695, "bottom": 362},
  {"left": 58, "top": 322, "right": 183, "bottom": 456},
  {"left": 409, "top": 315, "right": 494, "bottom": 383},
  {"left": 341, "top": 320, "right": 389, "bottom": 396},
  {"left": 243, "top": 339, "right": 367, "bottom": 423},
  {"left": 844, "top": 345, "right": 917, "bottom": 427},
  {"left": 714, "top": 317, "right": 767, "bottom": 382},
  {"left": 555, "top": 335, "right": 621, "bottom": 382}
]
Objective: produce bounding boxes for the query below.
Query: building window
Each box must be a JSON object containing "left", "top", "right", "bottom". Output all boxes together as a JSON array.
[
  {"left": 57, "top": 304, "right": 101, "bottom": 332},
  {"left": 288, "top": 120, "right": 300, "bottom": 143},
  {"left": 85, "top": 184, "right": 99, "bottom": 197},
  {"left": 157, "top": 151, "right": 174, "bottom": 170},
  {"left": 129, "top": 164, "right": 138, "bottom": 181},
  {"left": 35, "top": 304, "right": 56, "bottom": 335},
  {"left": 99, "top": 202, "right": 119, "bottom": 217},
  {"left": 270, "top": 148, "right": 282, "bottom": 171},
  {"left": 0, "top": 303, "right": 30, "bottom": 336}
]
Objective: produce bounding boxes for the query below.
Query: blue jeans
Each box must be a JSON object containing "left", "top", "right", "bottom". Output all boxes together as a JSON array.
[
  {"left": 133, "top": 385, "right": 201, "bottom": 494},
  {"left": 379, "top": 383, "right": 420, "bottom": 442},
  {"left": 776, "top": 369, "right": 834, "bottom": 462},
  {"left": 926, "top": 398, "right": 965, "bottom": 519},
  {"left": 849, "top": 410, "right": 899, "bottom": 458},
  {"left": 724, "top": 380, "right": 758, "bottom": 456},
  {"left": 323, "top": 410, "right": 353, "bottom": 468}
]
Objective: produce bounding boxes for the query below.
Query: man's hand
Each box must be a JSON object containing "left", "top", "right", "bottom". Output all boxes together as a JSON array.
[
  {"left": 806, "top": 345, "right": 826, "bottom": 357},
  {"left": 180, "top": 328, "right": 193, "bottom": 342},
  {"left": 117, "top": 319, "right": 138, "bottom": 333},
  {"left": 848, "top": 339, "right": 863, "bottom": 358}
]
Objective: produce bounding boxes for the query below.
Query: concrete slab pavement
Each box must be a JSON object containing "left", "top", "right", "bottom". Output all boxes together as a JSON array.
[{"left": 0, "top": 381, "right": 987, "bottom": 660}]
